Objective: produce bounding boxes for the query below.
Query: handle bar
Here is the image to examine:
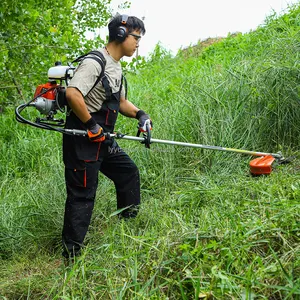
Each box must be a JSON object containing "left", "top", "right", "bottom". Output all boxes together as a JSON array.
[{"left": 64, "top": 123, "right": 152, "bottom": 148}]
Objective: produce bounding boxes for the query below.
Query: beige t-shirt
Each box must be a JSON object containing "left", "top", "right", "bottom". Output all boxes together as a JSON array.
[{"left": 68, "top": 48, "right": 125, "bottom": 113}]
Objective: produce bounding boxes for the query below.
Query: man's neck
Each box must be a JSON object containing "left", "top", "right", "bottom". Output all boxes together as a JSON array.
[{"left": 105, "top": 43, "right": 123, "bottom": 61}]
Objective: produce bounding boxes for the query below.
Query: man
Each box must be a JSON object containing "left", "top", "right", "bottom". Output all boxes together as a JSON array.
[{"left": 62, "top": 14, "right": 151, "bottom": 259}]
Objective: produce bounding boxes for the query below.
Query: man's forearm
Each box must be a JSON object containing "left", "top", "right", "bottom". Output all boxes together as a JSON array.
[
  {"left": 119, "top": 98, "right": 139, "bottom": 118},
  {"left": 66, "top": 87, "right": 91, "bottom": 123}
]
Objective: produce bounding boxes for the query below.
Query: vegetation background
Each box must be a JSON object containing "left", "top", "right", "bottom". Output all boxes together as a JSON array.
[{"left": 0, "top": 1, "right": 299, "bottom": 299}]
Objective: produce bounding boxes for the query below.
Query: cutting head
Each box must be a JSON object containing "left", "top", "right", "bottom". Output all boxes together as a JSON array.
[{"left": 249, "top": 155, "right": 276, "bottom": 175}]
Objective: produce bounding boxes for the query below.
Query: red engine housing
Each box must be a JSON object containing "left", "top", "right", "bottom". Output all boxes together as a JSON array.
[{"left": 34, "top": 81, "right": 58, "bottom": 100}]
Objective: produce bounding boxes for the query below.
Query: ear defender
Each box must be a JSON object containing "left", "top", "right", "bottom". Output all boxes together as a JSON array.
[{"left": 116, "top": 14, "right": 129, "bottom": 42}]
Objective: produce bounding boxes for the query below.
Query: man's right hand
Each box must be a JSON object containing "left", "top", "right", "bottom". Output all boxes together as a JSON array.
[{"left": 85, "top": 118, "right": 105, "bottom": 142}]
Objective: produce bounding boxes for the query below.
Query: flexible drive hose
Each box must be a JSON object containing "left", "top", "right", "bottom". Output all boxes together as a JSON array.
[{"left": 15, "top": 86, "right": 71, "bottom": 135}]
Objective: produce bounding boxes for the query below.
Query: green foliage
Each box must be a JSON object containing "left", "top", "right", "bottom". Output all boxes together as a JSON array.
[
  {"left": 130, "top": 3, "right": 300, "bottom": 152},
  {"left": 122, "top": 55, "right": 148, "bottom": 74},
  {"left": 0, "top": 0, "right": 111, "bottom": 107},
  {"left": 1, "top": 3, "right": 300, "bottom": 299}
]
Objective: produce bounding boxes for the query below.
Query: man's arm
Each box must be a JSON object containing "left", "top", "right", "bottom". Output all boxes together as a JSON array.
[
  {"left": 66, "top": 87, "right": 105, "bottom": 142},
  {"left": 66, "top": 87, "right": 92, "bottom": 123},
  {"left": 119, "top": 96, "right": 139, "bottom": 118},
  {"left": 119, "top": 96, "right": 153, "bottom": 132}
]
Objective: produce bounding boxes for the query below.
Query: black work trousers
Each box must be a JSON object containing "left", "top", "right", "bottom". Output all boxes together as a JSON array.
[{"left": 62, "top": 142, "right": 140, "bottom": 258}]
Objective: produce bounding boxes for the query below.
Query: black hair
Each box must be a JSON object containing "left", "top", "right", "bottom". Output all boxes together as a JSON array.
[{"left": 108, "top": 14, "right": 146, "bottom": 43}]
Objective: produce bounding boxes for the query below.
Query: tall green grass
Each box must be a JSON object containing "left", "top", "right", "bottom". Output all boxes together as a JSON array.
[{"left": 1, "top": 4, "right": 300, "bottom": 299}]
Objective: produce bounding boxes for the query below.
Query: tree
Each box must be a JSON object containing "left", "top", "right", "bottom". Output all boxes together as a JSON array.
[{"left": 0, "top": 0, "right": 111, "bottom": 106}]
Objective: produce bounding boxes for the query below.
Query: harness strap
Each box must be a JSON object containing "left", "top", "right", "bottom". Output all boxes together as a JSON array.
[
  {"left": 72, "top": 50, "right": 111, "bottom": 97},
  {"left": 101, "top": 76, "right": 112, "bottom": 99},
  {"left": 72, "top": 50, "right": 127, "bottom": 100},
  {"left": 122, "top": 75, "right": 128, "bottom": 99}
]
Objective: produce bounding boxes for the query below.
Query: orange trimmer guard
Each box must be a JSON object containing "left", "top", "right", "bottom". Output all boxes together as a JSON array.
[{"left": 249, "top": 155, "right": 276, "bottom": 175}]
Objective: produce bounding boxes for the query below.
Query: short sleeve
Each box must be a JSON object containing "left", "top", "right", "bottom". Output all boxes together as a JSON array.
[{"left": 68, "top": 58, "right": 102, "bottom": 97}]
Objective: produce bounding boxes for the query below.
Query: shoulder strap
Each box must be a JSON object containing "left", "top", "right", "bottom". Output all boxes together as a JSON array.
[
  {"left": 122, "top": 75, "right": 128, "bottom": 99},
  {"left": 72, "top": 50, "right": 106, "bottom": 66},
  {"left": 72, "top": 50, "right": 110, "bottom": 96}
]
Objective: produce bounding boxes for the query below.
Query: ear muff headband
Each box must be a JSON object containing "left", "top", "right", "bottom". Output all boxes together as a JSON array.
[
  {"left": 121, "top": 14, "right": 128, "bottom": 25},
  {"left": 116, "top": 14, "right": 129, "bottom": 42}
]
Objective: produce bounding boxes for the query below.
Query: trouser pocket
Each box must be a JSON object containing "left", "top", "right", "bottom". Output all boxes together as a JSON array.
[
  {"left": 105, "top": 106, "right": 118, "bottom": 126},
  {"left": 64, "top": 160, "right": 100, "bottom": 194},
  {"left": 65, "top": 167, "right": 87, "bottom": 188}
]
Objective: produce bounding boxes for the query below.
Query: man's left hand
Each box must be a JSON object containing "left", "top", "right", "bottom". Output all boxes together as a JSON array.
[{"left": 136, "top": 110, "right": 153, "bottom": 132}]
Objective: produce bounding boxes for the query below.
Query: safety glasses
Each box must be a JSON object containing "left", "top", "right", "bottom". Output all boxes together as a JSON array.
[{"left": 128, "top": 33, "right": 141, "bottom": 42}]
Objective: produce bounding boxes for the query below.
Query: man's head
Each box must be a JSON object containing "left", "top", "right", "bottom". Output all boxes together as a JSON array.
[{"left": 108, "top": 14, "right": 146, "bottom": 43}]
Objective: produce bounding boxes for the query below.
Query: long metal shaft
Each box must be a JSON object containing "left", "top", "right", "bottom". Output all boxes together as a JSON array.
[
  {"left": 116, "top": 135, "right": 282, "bottom": 159},
  {"left": 63, "top": 129, "right": 283, "bottom": 159}
]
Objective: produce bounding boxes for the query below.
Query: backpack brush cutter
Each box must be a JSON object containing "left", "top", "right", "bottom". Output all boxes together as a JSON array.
[{"left": 15, "top": 62, "right": 289, "bottom": 176}]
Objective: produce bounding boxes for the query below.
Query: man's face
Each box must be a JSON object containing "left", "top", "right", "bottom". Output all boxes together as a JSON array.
[{"left": 121, "top": 30, "right": 141, "bottom": 57}]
